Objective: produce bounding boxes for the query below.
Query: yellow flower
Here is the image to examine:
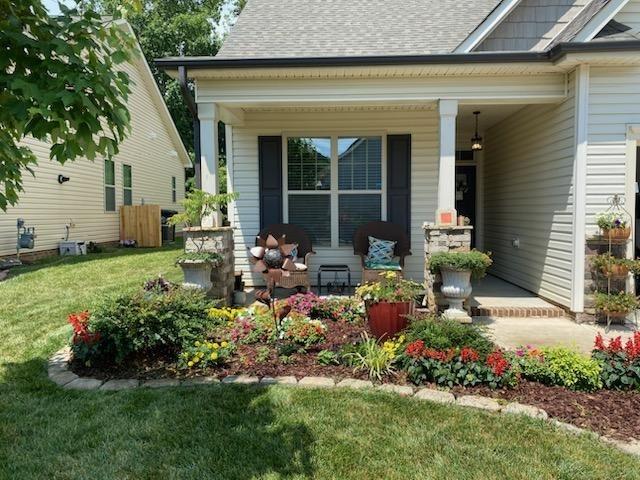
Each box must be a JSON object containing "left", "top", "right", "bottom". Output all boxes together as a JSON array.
[
  {"left": 213, "top": 343, "right": 219, "bottom": 349},
  {"left": 197, "top": 351, "right": 204, "bottom": 358},
  {"left": 187, "top": 361, "right": 194, "bottom": 367},
  {"left": 193, "top": 357, "right": 200, "bottom": 363},
  {"left": 210, "top": 352, "right": 218, "bottom": 360},
  {"left": 195, "top": 341, "right": 201, "bottom": 347},
  {"left": 221, "top": 341, "right": 228, "bottom": 348}
]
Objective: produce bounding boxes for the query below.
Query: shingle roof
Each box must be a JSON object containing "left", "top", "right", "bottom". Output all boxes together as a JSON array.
[{"left": 216, "top": 0, "right": 503, "bottom": 59}]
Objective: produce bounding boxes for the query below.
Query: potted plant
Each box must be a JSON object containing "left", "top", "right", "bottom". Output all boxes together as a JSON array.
[
  {"left": 355, "top": 271, "right": 422, "bottom": 340},
  {"left": 594, "top": 291, "right": 638, "bottom": 322},
  {"left": 591, "top": 253, "right": 640, "bottom": 278},
  {"left": 168, "top": 189, "right": 237, "bottom": 292},
  {"left": 596, "top": 212, "right": 631, "bottom": 241},
  {"left": 428, "top": 251, "right": 492, "bottom": 323}
]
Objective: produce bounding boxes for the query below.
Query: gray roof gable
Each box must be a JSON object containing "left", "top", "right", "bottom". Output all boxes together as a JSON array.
[{"left": 216, "top": 0, "right": 503, "bottom": 59}]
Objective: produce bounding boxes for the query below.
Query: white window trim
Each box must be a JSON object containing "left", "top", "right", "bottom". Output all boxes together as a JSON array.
[{"left": 282, "top": 132, "right": 387, "bottom": 249}]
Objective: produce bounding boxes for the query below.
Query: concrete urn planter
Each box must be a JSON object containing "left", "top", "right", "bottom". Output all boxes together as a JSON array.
[
  {"left": 440, "top": 268, "right": 473, "bottom": 323},
  {"left": 178, "top": 260, "right": 214, "bottom": 292}
]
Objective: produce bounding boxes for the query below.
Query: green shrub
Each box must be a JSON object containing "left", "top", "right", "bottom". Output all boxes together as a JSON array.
[
  {"left": 404, "top": 315, "right": 495, "bottom": 358},
  {"left": 428, "top": 251, "right": 492, "bottom": 278},
  {"left": 317, "top": 349, "right": 339, "bottom": 366},
  {"left": 515, "top": 346, "right": 602, "bottom": 391},
  {"left": 88, "top": 287, "right": 217, "bottom": 363}
]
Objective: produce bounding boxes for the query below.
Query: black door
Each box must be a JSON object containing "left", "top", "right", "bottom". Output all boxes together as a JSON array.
[{"left": 455, "top": 165, "right": 476, "bottom": 248}]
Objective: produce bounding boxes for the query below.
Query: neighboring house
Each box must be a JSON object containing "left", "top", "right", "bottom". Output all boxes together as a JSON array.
[
  {"left": 158, "top": 0, "right": 640, "bottom": 315},
  {"left": 0, "top": 22, "right": 190, "bottom": 260}
]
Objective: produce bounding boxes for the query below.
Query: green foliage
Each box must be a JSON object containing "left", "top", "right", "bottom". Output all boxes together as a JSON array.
[
  {"left": 255, "top": 346, "right": 271, "bottom": 364},
  {"left": 310, "top": 296, "right": 365, "bottom": 324},
  {"left": 87, "top": 286, "right": 216, "bottom": 362},
  {"left": 593, "top": 292, "right": 638, "bottom": 314},
  {"left": 355, "top": 271, "right": 422, "bottom": 304},
  {"left": 596, "top": 212, "right": 628, "bottom": 230},
  {"left": 176, "top": 252, "right": 223, "bottom": 264},
  {"left": 590, "top": 253, "right": 640, "bottom": 276},
  {"left": 278, "top": 312, "right": 327, "bottom": 348},
  {"left": 592, "top": 333, "right": 640, "bottom": 390},
  {"left": 168, "top": 189, "right": 238, "bottom": 228},
  {"left": 515, "top": 346, "right": 602, "bottom": 391},
  {"left": 317, "top": 349, "right": 339, "bottom": 366},
  {"left": 343, "top": 333, "right": 403, "bottom": 381},
  {"left": 404, "top": 315, "right": 495, "bottom": 357},
  {"left": 179, "top": 338, "right": 235, "bottom": 369},
  {"left": 0, "top": 0, "right": 138, "bottom": 210},
  {"left": 428, "top": 251, "right": 493, "bottom": 278}
]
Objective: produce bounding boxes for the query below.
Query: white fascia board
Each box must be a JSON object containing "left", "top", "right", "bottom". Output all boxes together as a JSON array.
[
  {"left": 573, "top": 0, "right": 630, "bottom": 43},
  {"left": 117, "top": 20, "right": 192, "bottom": 168},
  {"left": 454, "top": 0, "right": 523, "bottom": 53}
]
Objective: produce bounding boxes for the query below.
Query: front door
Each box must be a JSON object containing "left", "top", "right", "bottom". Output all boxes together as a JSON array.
[{"left": 455, "top": 165, "right": 476, "bottom": 247}]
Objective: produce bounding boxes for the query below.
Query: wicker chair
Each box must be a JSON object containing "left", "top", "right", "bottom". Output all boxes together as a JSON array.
[
  {"left": 353, "top": 221, "right": 411, "bottom": 283},
  {"left": 256, "top": 224, "right": 315, "bottom": 291}
]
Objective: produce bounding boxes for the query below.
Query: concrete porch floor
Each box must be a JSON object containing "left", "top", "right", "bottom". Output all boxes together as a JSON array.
[
  {"left": 468, "top": 275, "right": 566, "bottom": 317},
  {"left": 475, "top": 316, "right": 638, "bottom": 354}
]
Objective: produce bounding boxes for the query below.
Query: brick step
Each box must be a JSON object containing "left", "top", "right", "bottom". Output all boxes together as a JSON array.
[{"left": 470, "top": 306, "right": 566, "bottom": 318}]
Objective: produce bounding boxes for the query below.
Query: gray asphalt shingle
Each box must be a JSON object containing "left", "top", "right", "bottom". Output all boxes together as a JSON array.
[{"left": 216, "top": 0, "right": 503, "bottom": 58}]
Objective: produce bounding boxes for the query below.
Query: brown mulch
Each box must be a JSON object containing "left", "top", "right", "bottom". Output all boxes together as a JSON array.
[
  {"left": 70, "top": 319, "right": 640, "bottom": 442},
  {"left": 451, "top": 381, "right": 640, "bottom": 441},
  {"left": 71, "top": 320, "right": 407, "bottom": 384}
]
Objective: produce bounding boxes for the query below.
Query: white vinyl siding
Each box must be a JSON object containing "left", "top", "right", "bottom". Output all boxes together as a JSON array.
[
  {"left": 230, "top": 108, "right": 439, "bottom": 287},
  {"left": 613, "top": 0, "right": 640, "bottom": 33},
  {"left": 586, "top": 66, "right": 640, "bottom": 234},
  {"left": 477, "top": 0, "right": 589, "bottom": 51},
  {"left": 0, "top": 59, "right": 187, "bottom": 256},
  {"left": 482, "top": 73, "right": 576, "bottom": 307}
]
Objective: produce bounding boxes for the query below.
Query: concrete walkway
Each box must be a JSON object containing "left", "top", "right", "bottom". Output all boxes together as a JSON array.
[{"left": 475, "top": 316, "right": 638, "bottom": 354}]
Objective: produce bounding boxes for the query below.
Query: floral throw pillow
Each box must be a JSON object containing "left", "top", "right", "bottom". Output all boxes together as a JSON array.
[{"left": 366, "top": 236, "right": 396, "bottom": 265}]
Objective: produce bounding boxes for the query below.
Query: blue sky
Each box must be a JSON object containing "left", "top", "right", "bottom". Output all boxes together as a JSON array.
[{"left": 43, "top": 0, "right": 72, "bottom": 14}]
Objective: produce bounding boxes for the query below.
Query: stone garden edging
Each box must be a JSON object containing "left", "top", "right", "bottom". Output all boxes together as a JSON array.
[{"left": 48, "top": 347, "right": 640, "bottom": 458}]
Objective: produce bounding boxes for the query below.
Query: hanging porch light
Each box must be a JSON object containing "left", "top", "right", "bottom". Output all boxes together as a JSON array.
[{"left": 471, "top": 111, "right": 483, "bottom": 151}]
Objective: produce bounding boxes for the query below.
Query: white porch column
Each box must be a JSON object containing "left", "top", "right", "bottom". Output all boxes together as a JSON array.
[
  {"left": 198, "top": 103, "right": 220, "bottom": 227},
  {"left": 570, "top": 65, "right": 590, "bottom": 313},
  {"left": 438, "top": 99, "right": 459, "bottom": 213}
]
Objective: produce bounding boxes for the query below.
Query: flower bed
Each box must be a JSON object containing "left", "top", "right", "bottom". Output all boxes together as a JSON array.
[{"left": 65, "top": 278, "right": 640, "bottom": 441}]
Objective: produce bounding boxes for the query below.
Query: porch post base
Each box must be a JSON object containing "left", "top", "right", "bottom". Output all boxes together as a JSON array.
[{"left": 442, "top": 305, "right": 473, "bottom": 324}]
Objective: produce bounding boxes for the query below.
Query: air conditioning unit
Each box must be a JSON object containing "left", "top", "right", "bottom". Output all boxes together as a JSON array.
[{"left": 59, "top": 241, "right": 87, "bottom": 256}]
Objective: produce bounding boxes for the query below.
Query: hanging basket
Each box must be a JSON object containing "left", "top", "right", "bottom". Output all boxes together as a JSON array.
[
  {"left": 602, "top": 227, "right": 631, "bottom": 242},
  {"left": 601, "top": 263, "right": 630, "bottom": 278}
]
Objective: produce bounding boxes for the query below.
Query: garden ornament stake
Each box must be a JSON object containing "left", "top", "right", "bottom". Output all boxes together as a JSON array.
[{"left": 250, "top": 234, "right": 298, "bottom": 331}]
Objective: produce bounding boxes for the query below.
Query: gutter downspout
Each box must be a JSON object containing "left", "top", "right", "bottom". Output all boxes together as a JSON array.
[{"left": 178, "top": 66, "right": 201, "bottom": 189}]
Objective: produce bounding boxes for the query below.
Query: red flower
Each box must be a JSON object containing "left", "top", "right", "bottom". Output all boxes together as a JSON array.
[
  {"left": 594, "top": 333, "right": 606, "bottom": 351},
  {"left": 486, "top": 350, "right": 510, "bottom": 377},
  {"left": 460, "top": 347, "right": 480, "bottom": 363},
  {"left": 68, "top": 311, "right": 100, "bottom": 345},
  {"left": 405, "top": 340, "right": 425, "bottom": 358},
  {"left": 609, "top": 336, "right": 623, "bottom": 353}
]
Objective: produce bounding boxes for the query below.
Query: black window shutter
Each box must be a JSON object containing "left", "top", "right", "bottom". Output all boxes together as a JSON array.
[
  {"left": 387, "top": 134, "right": 411, "bottom": 237},
  {"left": 258, "top": 136, "right": 283, "bottom": 229}
]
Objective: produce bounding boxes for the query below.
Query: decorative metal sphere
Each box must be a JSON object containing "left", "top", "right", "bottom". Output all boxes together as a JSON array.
[{"left": 263, "top": 248, "right": 284, "bottom": 269}]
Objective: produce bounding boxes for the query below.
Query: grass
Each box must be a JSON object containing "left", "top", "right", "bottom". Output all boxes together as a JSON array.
[{"left": 1, "top": 245, "right": 639, "bottom": 479}]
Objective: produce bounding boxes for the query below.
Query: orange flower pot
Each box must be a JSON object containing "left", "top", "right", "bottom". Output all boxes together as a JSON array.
[{"left": 366, "top": 301, "right": 414, "bottom": 340}]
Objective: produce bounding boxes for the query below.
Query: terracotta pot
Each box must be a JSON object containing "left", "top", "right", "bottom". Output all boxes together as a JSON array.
[
  {"left": 366, "top": 301, "right": 414, "bottom": 340},
  {"left": 601, "top": 264, "right": 630, "bottom": 278},
  {"left": 602, "top": 227, "right": 631, "bottom": 241}
]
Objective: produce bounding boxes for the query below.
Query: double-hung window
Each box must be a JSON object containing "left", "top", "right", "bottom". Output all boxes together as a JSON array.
[
  {"left": 285, "top": 136, "right": 384, "bottom": 247},
  {"left": 104, "top": 159, "right": 116, "bottom": 212},
  {"left": 123, "top": 164, "right": 132, "bottom": 206}
]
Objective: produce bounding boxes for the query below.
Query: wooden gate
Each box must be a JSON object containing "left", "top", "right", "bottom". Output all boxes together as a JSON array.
[{"left": 119, "top": 205, "right": 162, "bottom": 247}]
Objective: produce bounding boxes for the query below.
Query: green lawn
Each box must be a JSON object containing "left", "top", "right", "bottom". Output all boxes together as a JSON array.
[{"left": 1, "top": 246, "right": 638, "bottom": 479}]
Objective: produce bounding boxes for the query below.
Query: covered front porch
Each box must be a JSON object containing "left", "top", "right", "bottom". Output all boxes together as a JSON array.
[{"left": 191, "top": 61, "right": 585, "bottom": 316}]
